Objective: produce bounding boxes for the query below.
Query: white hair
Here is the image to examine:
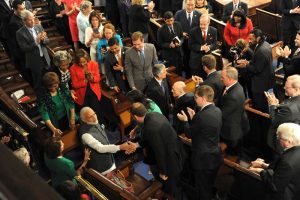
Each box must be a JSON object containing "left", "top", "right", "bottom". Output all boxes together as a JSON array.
[
  {"left": 14, "top": 147, "right": 30, "bottom": 167},
  {"left": 287, "top": 75, "right": 300, "bottom": 89},
  {"left": 21, "top": 10, "right": 34, "bottom": 21},
  {"left": 80, "top": 106, "right": 92, "bottom": 123},
  {"left": 277, "top": 123, "right": 300, "bottom": 146}
]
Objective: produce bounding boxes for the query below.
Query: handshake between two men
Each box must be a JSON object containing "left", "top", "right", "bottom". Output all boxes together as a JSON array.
[{"left": 119, "top": 141, "right": 138, "bottom": 155}]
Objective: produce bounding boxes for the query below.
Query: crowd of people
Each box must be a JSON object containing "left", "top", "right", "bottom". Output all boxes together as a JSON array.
[{"left": 1, "top": 0, "right": 300, "bottom": 199}]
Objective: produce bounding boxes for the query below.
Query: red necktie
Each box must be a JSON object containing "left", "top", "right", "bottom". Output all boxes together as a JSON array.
[{"left": 203, "top": 31, "right": 206, "bottom": 41}]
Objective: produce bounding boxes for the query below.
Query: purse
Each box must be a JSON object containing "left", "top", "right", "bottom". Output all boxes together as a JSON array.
[{"left": 106, "top": 170, "right": 134, "bottom": 193}]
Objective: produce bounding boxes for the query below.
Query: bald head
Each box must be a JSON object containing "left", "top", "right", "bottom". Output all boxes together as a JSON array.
[{"left": 172, "top": 81, "right": 186, "bottom": 98}]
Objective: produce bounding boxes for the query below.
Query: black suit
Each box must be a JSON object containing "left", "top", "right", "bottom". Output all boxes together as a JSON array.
[
  {"left": 173, "top": 92, "right": 195, "bottom": 134},
  {"left": 127, "top": 4, "right": 151, "bottom": 34},
  {"left": 268, "top": 95, "right": 300, "bottom": 153},
  {"left": 202, "top": 70, "right": 224, "bottom": 105},
  {"left": 0, "top": 0, "right": 13, "bottom": 54},
  {"left": 104, "top": 47, "right": 130, "bottom": 93},
  {"left": 281, "top": 0, "right": 300, "bottom": 49},
  {"left": 219, "top": 82, "right": 249, "bottom": 155},
  {"left": 246, "top": 41, "right": 274, "bottom": 113},
  {"left": 184, "top": 104, "right": 223, "bottom": 200},
  {"left": 174, "top": 9, "right": 202, "bottom": 77},
  {"left": 283, "top": 48, "right": 300, "bottom": 79},
  {"left": 189, "top": 26, "right": 217, "bottom": 78},
  {"left": 222, "top": 1, "right": 248, "bottom": 22},
  {"left": 146, "top": 78, "right": 171, "bottom": 118},
  {"left": 260, "top": 146, "right": 300, "bottom": 200},
  {"left": 160, "top": 0, "right": 183, "bottom": 13},
  {"left": 141, "top": 112, "right": 184, "bottom": 197},
  {"left": 157, "top": 22, "right": 183, "bottom": 74}
]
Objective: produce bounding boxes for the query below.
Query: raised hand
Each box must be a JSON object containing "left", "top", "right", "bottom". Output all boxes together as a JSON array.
[
  {"left": 264, "top": 91, "right": 279, "bottom": 106},
  {"left": 192, "top": 75, "right": 203, "bottom": 85},
  {"left": 187, "top": 107, "right": 195, "bottom": 120},
  {"left": 177, "top": 110, "right": 188, "bottom": 122}
]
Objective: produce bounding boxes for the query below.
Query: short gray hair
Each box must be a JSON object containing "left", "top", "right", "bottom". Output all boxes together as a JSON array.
[
  {"left": 80, "top": 0, "right": 92, "bottom": 12},
  {"left": 277, "top": 123, "right": 300, "bottom": 146},
  {"left": 80, "top": 107, "right": 92, "bottom": 122},
  {"left": 152, "top": 64, "right": 166, "bottom": 78},
  {"left": 14, "top": 147, "right": 30, "bottom": 166},
  {"left": 223, "top": 66, "right": 238, "bottom": 80},
  {"left": 287, "top": 75, "right": 300, "bottom": 89},
  {"left": 53, "top": 50, "right": 72, "bottom": 67},
  {"left": 21, "top": 10, "right": 34, "bottom": 21},
  {"left": 200, "top": 13, "right": 210, "bottom": 24}
]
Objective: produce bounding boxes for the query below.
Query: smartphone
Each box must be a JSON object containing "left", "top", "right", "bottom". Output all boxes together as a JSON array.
[
  {"left": 93, "top": 28, "right": 99, "bottom": 34},
  {"left": 267, "top": 88, "right": 274, "bottom": 94},
  {"left": 101, "top": 45, "right": 107, "bottom": 51}
]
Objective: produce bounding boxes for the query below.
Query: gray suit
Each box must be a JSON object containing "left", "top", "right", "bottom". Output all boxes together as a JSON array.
[
  {"left": 16, "top": 24, "right": 51, "bottom": 88},
  {"left": 125, "top": 43, "right": 158, "bottom": 91}
]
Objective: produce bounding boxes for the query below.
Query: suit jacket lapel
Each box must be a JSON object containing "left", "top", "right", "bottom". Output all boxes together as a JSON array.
[{"left": 24, "top": 27, "right": 35, "bottom": 43}]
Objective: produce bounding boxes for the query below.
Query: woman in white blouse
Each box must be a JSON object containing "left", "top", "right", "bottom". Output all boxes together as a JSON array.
[{"left": 85, "top": 11, "right": 103, "bottom": 61}]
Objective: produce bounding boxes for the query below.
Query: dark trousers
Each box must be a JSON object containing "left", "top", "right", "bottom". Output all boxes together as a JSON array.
[
  {"left": 83, "top": 86, "right": 104, "bottom": 124},
  {"left": 282, "top": 16, "right": 300, "bottom": 50},
  {"left": 149, "top": 165, "right": 182, "bottom": 200},
  {"left": 194, "top": 167, "right": 220, "bottom": 200},
  {"left": 182, "top": 39, "right": 191, "bottom": 78},
  {"left": 252, "top": 92, "right": 269, "bottom": 113}
]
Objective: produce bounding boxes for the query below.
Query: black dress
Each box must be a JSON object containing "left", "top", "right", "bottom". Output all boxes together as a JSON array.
[{"left": 49, "top": 0, "right": 72, "bottom": 45}]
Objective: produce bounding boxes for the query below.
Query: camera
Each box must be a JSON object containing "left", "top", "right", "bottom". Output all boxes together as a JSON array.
[{"left": 229, "top": 45, "right": 243, "bottom": 62}]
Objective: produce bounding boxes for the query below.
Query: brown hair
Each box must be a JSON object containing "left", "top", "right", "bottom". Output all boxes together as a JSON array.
[
  {"left": 74, "top": 49, "right": 90, "bottom": 65},
  {"left": 89, "top": 11, "right": 102, "bottom": 28},
  {"left": 42, "top": 72, "right": 60, "bottom": 88},
  {"left": 103, "top": 23, "right": 116, "bottom": 36},
  {"left": 195, "top": 85, "right": 214, "bottom": 102},
  {"left": 131, "top": 31, "right": 144, "bottom": 42},
  {"left": 202, "top": 54, "right": 216, "bottom": 70}
]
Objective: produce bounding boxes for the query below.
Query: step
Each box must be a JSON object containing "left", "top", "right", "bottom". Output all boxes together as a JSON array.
[
  {"left": 2, "top": 80, "right": 30, "bottom": 93},
  {"left": 0, "top": 69, "right": 19, "bottom": 79}
]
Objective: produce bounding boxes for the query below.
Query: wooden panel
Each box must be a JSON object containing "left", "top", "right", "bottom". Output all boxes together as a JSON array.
[
  {"left": 61, "top": 125, "right": 80, "bottom": 153},
  {"left": 256, "top": 8, "right": 282, "bottom": 42}
]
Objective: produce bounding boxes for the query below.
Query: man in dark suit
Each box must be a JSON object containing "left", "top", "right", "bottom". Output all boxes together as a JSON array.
[
  {"left": 157, "top": 11, "right": 183, "bottom": 75},
  {"left": 249, "top": 123, "right": 300, "bottom": 200},
  {"left": 177, "top": 85, "right": 223, "bottom": 200},
  {"left": 16, "top": 10, "right": 51, "bottom": 90},
  {"left": 130, "top": 102, "right": 184, "bottom": 199},
  {"left": 219, "top": 67, "right": 249, "bottom": 156},
  {"left": 189, "top": 14, "right": 217, "bottom": 78},
  {"left": 276, "top": 30, "right": 300, "bottom": 79},
  {"left": 146, "top": 64, "right": 171, "bottom": 118},
  {"left": 6, "top": 0, "right": 32, "bottom": 84},
  {"left": 192, "top": 54, "right": 224, "bottom": 105},
  {"left": 125, "top": 31, "right": 158, "bottom": 92},
  {"left": 159, "top": 0, "right": 183, "bottom": 14},
  {"left": 280, "top": 0, "right": 300, "bottom": 49},
  {"left": 104, "top": 37, "right": 130, "bottom": 93},
  {"left": 236, "top": 29, "right": 274, "bottom": 113},
  {"left": 222, "top": 0, "right": 248, "bottom": 22},
  {"left": 265, "top": 75, "right": 300, "bottom": 154},
  {"left": 175, "top": 0, "right": 201, "bottom": 77},
  {"left": 0, "top": 0, "right": 13, "bottom": 55},
  {"left": 172, "top": 81, "right": 195, "bottom": 134}
]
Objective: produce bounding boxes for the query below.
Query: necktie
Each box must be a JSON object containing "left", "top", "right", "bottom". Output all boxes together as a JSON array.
[
  {"left": 29, "top": 28, "right": 43, "bottom": 57},
  {"left": 234, "top": 4, "right": 237, "bottom": 10},
  {"left": 139, "top": 50, "right": 145, "bottom": 65},
  {"left": 188, "top": 13, "right": 191, "bottom": 26},
  {"left": 170, "top": 26, "right": 175, "bottom": 35},
  {"left": 160, "top": 82, "right": 165, "bottom": 94},
  {"left": 203, "top": 31, "right": 206, "bottom": 41},
  {"left": 223, "top": 88, "right": 227, "bottom": 96},
  {"left": 117, "top": 53, "right": 126, "bottom": 80}
]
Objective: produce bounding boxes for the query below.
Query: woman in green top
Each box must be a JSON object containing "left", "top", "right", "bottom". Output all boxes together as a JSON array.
[
  {"left": 37, "top": 72, "right": 76, "bottom": 136},
  {"left": 44, "top": 137, "right": 90, "bottom": 188},
  {"left": 126, "top": 89, "right": 162, "bottom": 138}
]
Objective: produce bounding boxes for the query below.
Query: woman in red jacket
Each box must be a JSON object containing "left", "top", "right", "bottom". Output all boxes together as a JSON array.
[
  {"left": 224, "top": 9, "right": 253, "bottom": 47},
  {"left": 70, "top": 49, "right": 102, "bottom": 121}
]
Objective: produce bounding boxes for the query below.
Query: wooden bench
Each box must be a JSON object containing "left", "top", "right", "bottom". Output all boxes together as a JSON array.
[
  {"left": 61, "top": 124, "right": 80, "bottom": 154},
  {"left": 83, "top": 160, "right": 163, "bottom": 200},
  {"left": 256, "top": 8, "right": 282, "bottom": 42},
  {"left": 101, "top": 86, "right": 132, "bottom": 140}
]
